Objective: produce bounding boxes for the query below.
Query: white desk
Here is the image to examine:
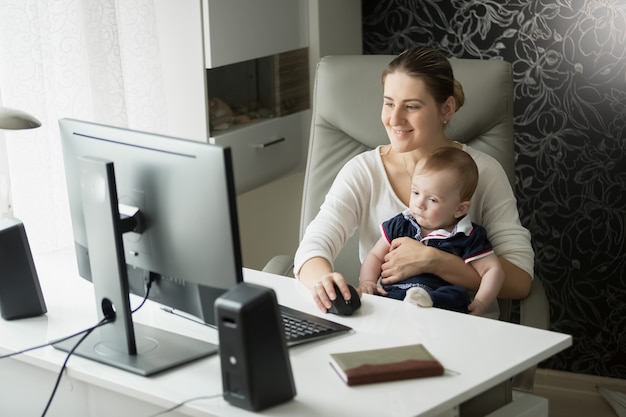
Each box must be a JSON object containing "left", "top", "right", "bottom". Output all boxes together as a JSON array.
[{"left": 0, "top": 249, "right": 571, "bottom": 417}]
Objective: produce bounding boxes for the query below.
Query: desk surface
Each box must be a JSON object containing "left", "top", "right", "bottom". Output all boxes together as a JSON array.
[{"left": 0, "top": 249, "right": 571, "bottom": 417}]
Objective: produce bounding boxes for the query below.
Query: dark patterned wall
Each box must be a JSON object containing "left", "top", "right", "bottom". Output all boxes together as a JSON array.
[{"left": 361, "top": 0, "right": 626, "bottom": 379}]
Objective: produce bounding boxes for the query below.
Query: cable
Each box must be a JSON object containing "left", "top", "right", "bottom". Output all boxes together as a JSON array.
[
  {"left": 132, "top": 274, "right": 155, "bottom": 314},
  {"left": 41, "top": 317, "right": 113, "bottom": 417},
  {"left": 147, "top": 393, "right": 222, "bottom": 417},
  {"left": 5, "top": 276, "right": 152, "bottom": 414},
  {"left": 40, "top": 280, "right": 154, "bottom": 415},
  {"left": 0, "top": 324, "right": 101, "bottom": 359},
  {"left": 160, "top": 306, "right": 217, "bottom": 329},
  {"left": 2, "top": 280, "right": 152, "bottom": 360}
]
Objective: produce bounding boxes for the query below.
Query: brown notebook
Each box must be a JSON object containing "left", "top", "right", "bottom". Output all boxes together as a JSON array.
[{"left": 329, "top": 344, "right": 444, "bottom": 386}]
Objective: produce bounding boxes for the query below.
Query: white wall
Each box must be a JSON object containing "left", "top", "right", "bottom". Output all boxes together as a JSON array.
[{"left": 236, "top": 170, "right": 304, "bottom": 270}]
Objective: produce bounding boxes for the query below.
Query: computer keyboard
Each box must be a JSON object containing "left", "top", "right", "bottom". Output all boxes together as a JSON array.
[
  {"left": 279, "top": 305, "right": 352, "bottom": 347},
  {"left": 160, "top": 303, "right": 352, "bottom": 347}
]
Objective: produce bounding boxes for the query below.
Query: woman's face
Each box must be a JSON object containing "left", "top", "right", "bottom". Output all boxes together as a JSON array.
[{"left": 381, "top": 71, "right": 447, "bottom": 152}]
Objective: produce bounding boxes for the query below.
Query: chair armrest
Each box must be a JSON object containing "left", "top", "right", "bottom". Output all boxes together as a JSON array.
[
  {"left": 513, "top": 276, "right": 551, "bottom": 393},
  {"left": 520, "top": 277, "right": 550, "bottom": 330},
  {"left": 262, "top": 255, "right": 295, "bottom": 277}
]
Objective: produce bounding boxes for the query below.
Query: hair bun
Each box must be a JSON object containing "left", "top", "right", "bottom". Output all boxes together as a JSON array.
[{"left": 453, "top": 79, "right": 465, "bottom": 111}]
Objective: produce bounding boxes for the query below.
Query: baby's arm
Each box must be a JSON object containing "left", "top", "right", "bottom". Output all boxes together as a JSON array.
[
  {"left": 359, "top": 237, "right": 389, "bottom": 295},
  {"left": 468, "top": 253, "right": 505, "bottom": 316}
]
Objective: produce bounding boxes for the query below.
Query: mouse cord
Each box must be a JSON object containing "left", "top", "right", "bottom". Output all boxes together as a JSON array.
[{"left": 41, "top": 316, "right": 113, "bottom": 417}]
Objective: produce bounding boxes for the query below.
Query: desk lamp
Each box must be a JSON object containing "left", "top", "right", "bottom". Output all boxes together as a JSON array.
[
  {"left": 0, "top": 106, "right": 42, "bottom": 130},
  {"left": 0, "top": 106, "right": 47, "bottom": 320}
]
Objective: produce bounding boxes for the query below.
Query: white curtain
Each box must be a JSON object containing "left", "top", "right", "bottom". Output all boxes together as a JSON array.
[{"left": 0, "top": 0, "right": 168, "bottom": 254}]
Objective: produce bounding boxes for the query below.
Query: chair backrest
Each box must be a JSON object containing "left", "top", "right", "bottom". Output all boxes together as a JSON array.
[{"left": 301, "top": 54, "right": 515, "bottom": 286}]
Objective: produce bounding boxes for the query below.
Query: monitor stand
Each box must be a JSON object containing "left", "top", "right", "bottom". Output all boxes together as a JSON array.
[{"left": 53, "top": 156, "right": 217, "bottom": 376}]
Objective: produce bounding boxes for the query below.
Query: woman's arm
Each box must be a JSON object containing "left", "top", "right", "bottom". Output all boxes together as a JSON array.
[
  {"left": 497, "top": 257, "right": 532, "bottom": 299},
  {"left": 294, "top": 151, "right": 396, "bottom": 310},
  {"left": 465, "top": 147, "right": 535, "bottom": 300}
]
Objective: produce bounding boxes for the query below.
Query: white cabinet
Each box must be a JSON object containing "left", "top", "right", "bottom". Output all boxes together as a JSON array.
[
  {"left": 153, "top": 0, "right": 308, "bottom": 194},
  {"left": 203, "top": 0, "right": 307, "bottom": 68},
  {"left": 151, "top": 0, "right": 362, "bottom": 269}
]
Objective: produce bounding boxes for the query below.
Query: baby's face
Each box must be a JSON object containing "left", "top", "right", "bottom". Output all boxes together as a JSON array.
[{"left": 409, "top": 169, "right": 463, "bottom": 232}]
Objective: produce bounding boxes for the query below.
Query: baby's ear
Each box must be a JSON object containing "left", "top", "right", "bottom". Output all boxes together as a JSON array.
[{"left": 455, "top": 201, "right": 471, "bottom": 218}]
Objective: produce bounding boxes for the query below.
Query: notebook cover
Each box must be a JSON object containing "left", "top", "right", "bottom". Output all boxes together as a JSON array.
[{"left": 329, "top": 344, "right": 444, "bottom": 386}]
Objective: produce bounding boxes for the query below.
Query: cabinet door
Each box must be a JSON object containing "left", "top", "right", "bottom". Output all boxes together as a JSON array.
[
  {"left": 203, "top": 0, "right": 307, "bottom": 68},
  {"left": 154, "top": 0, "right": 209, "bottom": 142}
]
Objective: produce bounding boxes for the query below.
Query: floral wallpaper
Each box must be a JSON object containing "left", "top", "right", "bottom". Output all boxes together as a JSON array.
[{"left": 361, "top": 0, "right": 626, "bottom": 379}]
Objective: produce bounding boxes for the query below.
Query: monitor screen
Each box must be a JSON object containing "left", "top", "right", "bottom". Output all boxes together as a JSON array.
[{"left": 57, "top": 118, "right": 244, "bottom": 375}]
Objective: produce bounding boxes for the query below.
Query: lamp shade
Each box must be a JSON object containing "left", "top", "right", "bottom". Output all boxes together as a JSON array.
[{"left": 0, "top": 107, "right": 41, "bottom": 130}]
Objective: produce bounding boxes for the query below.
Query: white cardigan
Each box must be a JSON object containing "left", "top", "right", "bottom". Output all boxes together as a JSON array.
[{"left": 294, "top": 144, "right": 534, "bottom": 279}]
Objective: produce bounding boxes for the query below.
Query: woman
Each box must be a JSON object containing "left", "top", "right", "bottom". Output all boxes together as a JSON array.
[{"left": 294, "top": 46, "right": 534, "bottom": 317}]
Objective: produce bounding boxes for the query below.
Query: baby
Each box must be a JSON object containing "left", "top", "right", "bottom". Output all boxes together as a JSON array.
[{"left": 358, "top": 147, "right": 504, "bottom": 316}]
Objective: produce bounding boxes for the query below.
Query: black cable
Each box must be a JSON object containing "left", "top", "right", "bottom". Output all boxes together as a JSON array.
[
  {"left": 40, "top": 317, "right": 112, "bottom": 417},
  {"left": 2, "top": 280, "right": 153, "bottom": 360},
  {"left": 132, "top": 276, "right": 154, "bottom": 314},
  {"left": 0, "top": 325, "right": 101, "bottom": 359},
  {"left": 40, "top": 279, "right": 155, "bottom": 415},
  {"left": 147, "top": 393, "right": 222, "bottom": 417},
  {"left": 4, "top": 277, "right": 153, "bottom": 414},
  {"left": 40, "top": 281, "right": 154, "bottom": 415}
]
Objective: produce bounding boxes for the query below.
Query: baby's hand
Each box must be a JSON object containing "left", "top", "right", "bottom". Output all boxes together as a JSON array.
[
  {"left": 358, "top": 281, "right": 387, "bottom": 296},
  {"left": 468, "top": 299, "right": 487, "bottom": 316}
]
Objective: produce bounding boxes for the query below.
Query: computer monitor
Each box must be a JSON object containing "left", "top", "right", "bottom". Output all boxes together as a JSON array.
[{"left": 56, "top": 118, "right": 244, "bottom": 376}]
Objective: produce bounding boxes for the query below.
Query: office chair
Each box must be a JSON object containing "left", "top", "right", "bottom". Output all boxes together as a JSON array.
[{"left": 264, "top": 55, "right": 549, "bottom": 415}]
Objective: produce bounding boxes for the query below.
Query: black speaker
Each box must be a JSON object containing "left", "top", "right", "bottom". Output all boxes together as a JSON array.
[
  {"left": 0, "top": 216, "right": 47, "bottom": 320},
  {"left": 215, "top": 282, "right": 296, "bottom": 411}
]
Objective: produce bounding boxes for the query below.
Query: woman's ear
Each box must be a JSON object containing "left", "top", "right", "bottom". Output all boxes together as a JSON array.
[
  {"left": 441, "top": 95, "right": 456, "bottom": 122},
  {"left": 455, "top": 201, "right": 471, "bottom": 219}
]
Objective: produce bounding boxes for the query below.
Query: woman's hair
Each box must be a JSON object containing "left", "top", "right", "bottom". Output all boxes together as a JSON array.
[
  {"left": 383, "top": 46, "right": 465, "bottom": 111},
  {"left": 415, "top": 147, "right": 478, "bottom": 201}
]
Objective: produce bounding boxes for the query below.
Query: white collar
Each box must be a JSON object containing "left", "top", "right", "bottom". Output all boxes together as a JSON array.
[{"left": 402, "top": 209, "right": 474, "bottom": 241}]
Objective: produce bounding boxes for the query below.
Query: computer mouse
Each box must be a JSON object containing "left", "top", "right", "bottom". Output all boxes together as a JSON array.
[{"left": 328, "top": 284, "right": 361, "bottom": 316}]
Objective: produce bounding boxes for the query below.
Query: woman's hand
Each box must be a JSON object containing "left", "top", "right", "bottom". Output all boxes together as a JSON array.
[
  {"left": 309, "top": 271, "right": 359, "bottom": 313},
  {"left": 381, "top": 237, "right": 482, "bottom": 291},
  {"left": 380, "top": 237, "right": 435, "bottom": 284},
  {"left": 299, "top": 257, "right": 351, "bottom": 312}
]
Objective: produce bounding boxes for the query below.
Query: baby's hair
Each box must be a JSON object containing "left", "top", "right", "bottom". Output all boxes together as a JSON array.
[
  {"left": 415, "top": 147, "right": 478, "bottom": 201},
  {"left": 382, "top": 46, "right": 465, "bottom": 111}
]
